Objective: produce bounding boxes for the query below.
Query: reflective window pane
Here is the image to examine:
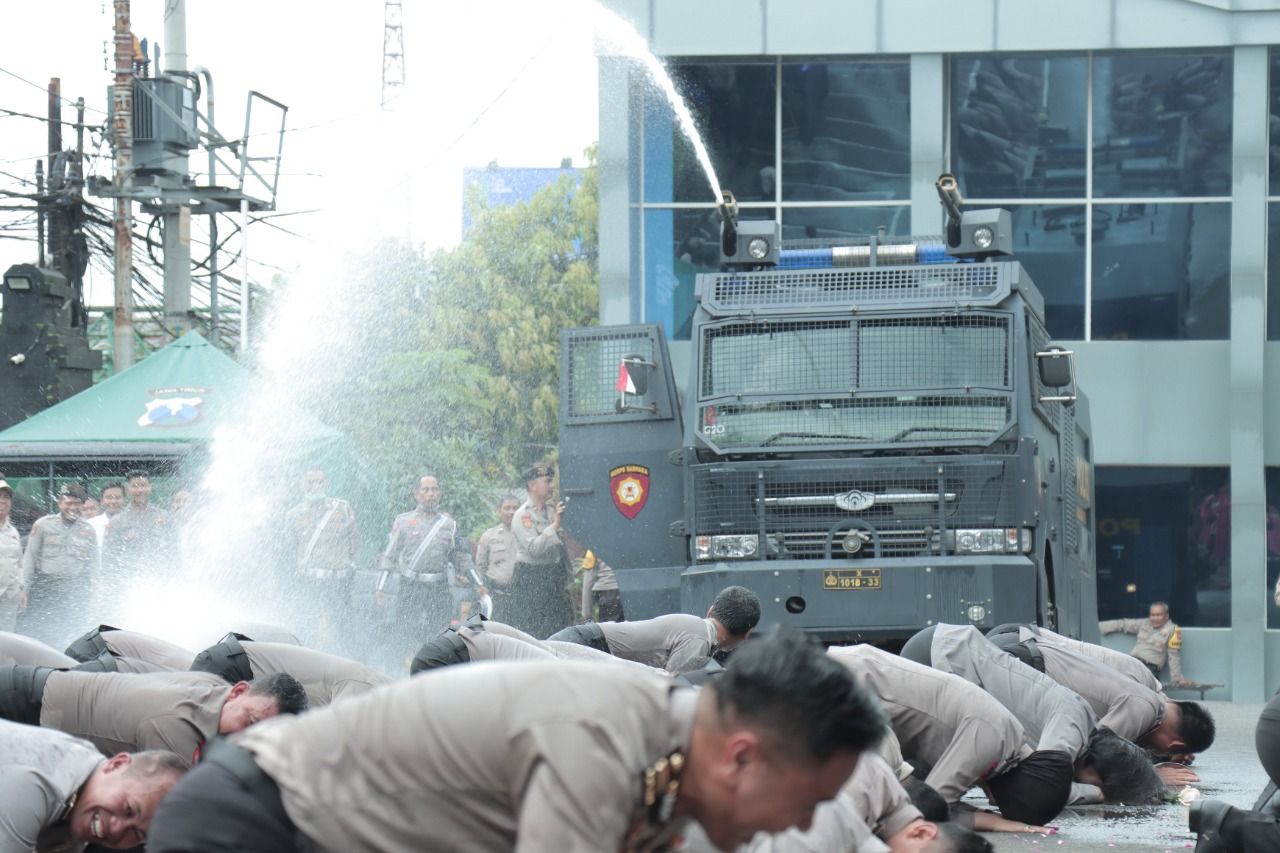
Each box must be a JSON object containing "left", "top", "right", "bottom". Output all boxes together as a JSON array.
[
  {"left": 951, "top": 55, "right": 1087, "bottom": 199},
  {"left": 1268, "top": 468, "right": 1280, "bottom": 629},
  {"left": 1090, "top": 203, "right": 1229, "bottom": 340},
  {"left": 645, "top": 208, "right": 774, "bottom": 341},
  {"left": 781, "top": 62, "right": 910, "bottom": 202},
  {"left": 1269, "top": 204, "right": 1280, "bottom": 341},
  {"left": 1096, "top": 467, "right": 1230, "bottom": 628},
  {"left": 781, "top": 206, "right": 908, "bottom": 243},
  {"left": 1007, "top": 205, "right": 1086, "bottom": 340},
  {"left": 643, "top": 64, "right": 776, "bottom": 204},
  {"left": 1092, "top": 53, "right": 1232, "bottom": 197},
  {"left": 1270, "top": 49, "right": 1280, "bottom": 192}
]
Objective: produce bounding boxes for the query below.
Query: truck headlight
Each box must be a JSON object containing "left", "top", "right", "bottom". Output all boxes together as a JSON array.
[
  {"left": 695, "top": 534, "right": 759, "bottom": 560},
  {"left": 946, "top": 528, "right": 1028, "bottom": 555}
]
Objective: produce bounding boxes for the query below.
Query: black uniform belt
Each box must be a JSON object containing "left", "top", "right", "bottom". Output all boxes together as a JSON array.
[
  {"left": 201, "top": 739, "right": 294, "bottom": 827},
  {"left": 64, "top": 624, "right": 120, "bottom": 663},
  {"left": 0, "top": 664, "right": 55, "bottom": 725},
  {"left": 190, "top": 635, "right": 254, "bottom": 684}
]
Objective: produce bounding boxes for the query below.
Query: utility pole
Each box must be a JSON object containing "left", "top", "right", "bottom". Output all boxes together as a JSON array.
[
  {"left": 112, "top": 0, "right": 135, "bottom": 370},
  {"left": 161, "top": 0, "right": 191, "bottom": 337},
  {"left": 47, "top": 79, "right": 62, "bottom": 274},
  {"left": 382, "top": 0, "right": 405, "bottom": 108}
]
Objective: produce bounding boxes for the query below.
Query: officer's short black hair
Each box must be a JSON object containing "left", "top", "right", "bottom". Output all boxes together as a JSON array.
[
  {"left": 125, "top": 469, "right": 150, "bottom": 483},
  {"left": 1079, "top": 728, "right": 1162, "bottom": 804},
  {"left": 100, "top": 481, "right": 125, "bottom": 499},
  {"left": 902, "top": 777, "right": 949, "bottom": 822},
  {"left": 712, "top": 628, "right": 885, "bottom": 764},
  {"left": 498, "top": 494, "right": 521, "bottom": 506},
  {"left": 936, "top": 823, "right": 995, "bottom": 853},
  {"left": 709, "top": 586, "right": 761, "bottom": 638},
  {"left": 249, "top": 672, "right": 309, "bottom": 715},
  {"left": 126, "top": 750, "right": 189, "bottom": 782},
  {"left": 58, "top": 483, "right": 87, "bottom": 501},
  {"left": 1176, "top": 701, "right": 1216, "bottom": 753}
]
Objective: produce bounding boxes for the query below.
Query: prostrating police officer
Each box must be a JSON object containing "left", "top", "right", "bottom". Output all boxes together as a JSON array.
[
  {"left": 509, "top": 462, "right": 574, "bottom": 639},
  {"left": 376, "top": 474, "right": 475, "bottom": 653},
  {"left": 148, "top": 630, "right": 887, "bottom": 853},
  {"left": 20, "top": 483, "right": 97, "bottom": 646}
]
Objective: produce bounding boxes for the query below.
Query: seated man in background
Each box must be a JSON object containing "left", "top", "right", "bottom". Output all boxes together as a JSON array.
[
  {"left": 0, "top": 717, "right": 187, "bottom": 851},
  {"left": 1100, "top": 601, "right": 1192, "bottom": 687}
]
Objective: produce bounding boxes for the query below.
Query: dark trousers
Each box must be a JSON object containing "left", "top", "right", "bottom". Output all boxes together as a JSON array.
[
  {"left": 506, "top": 563, "right": 573, "bottom": 640},
  {"left": 290, "top": 574, "right": 354, "bottom": 653},
  {"left": 986, "top": 629, "right": 1046, "bottom": 672},
  {"left": 148, "top": 740, "right": 312, "bottom": 853},
  {"left": 65, "top": 624, "right": 118, "bottom": 662},
  {"left": 546, "top": 622, "right": 611, "bottom": 654},
  {"left": 190, "top": 636, "right": 255, "bottom": 684},
  {"left": 0, "top": 664, "right": 54, "bottom": 724},
  {"left": 19, "top": 573, "right": 82, "bottom": 648},
  {"left": 595, "top": 589, "right": 625, "bottom": 623},
  {"left": 410, "top": 627, "right": 471, "bottom": 675}
]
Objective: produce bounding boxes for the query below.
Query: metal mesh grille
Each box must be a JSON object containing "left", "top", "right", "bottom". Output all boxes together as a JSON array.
[
  {"left": 857, "top": 316, "right": 1009, "bottom": 388},
  {"left": 1062, "top": 403, "right": 1078, "bottom": 553},
  {"left": 702, "top": 321, "right": 854, "bottom": 396},
  {"left": 704, "top": 263, "right": 1005, "bottom": 314},
  {"left": 697, "top": 396, "right": 1012, "bottom": 451},
  {"left": 692, "top": 459, "right": 1008, "bottom": 560},
  {"left": 565, "top": 332, "right": 655, "bottom": 418}
]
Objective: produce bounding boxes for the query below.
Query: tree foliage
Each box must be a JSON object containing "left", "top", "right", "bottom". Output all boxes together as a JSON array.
[{"left": 313, "top": 154, "right": 598, "bottom": 535}]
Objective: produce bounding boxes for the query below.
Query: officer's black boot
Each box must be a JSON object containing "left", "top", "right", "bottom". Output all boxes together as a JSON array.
[{"left": 1190, "top": 799, "right": 1244, "bottom": 853}]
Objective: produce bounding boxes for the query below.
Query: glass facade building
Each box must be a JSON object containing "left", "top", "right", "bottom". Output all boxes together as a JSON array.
[{"left": 598, "top": 0, "right": 1280, "bottom": 699}]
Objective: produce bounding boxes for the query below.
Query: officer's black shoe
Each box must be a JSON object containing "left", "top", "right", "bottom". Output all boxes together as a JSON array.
[{"left": 1189, "top": 799, "right": 1242, "bottom": 853}]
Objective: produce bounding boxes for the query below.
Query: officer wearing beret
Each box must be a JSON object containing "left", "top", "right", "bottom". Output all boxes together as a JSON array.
[{"left": 508, "top": 463, "right": 574, "bottom": 639}]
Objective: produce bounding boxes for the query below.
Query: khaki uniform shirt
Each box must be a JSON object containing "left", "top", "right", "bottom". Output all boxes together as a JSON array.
[
  {"left": 236, "top": 662, "right": 697, "bottom": 853},
  {"left": 1023, "top": 635, "right": 1165, "bottom": 744},
  {"left": 1022, "top": 626, "right": 1164, "bottom": 693},
  {"left": 930, "top": 624, "right": 1096, "bottom": 759},
  {"left": 511, "top": 501, "right": 570, "bottom": 569},
  {"left": 22, "top": 514, "right": 96, "bottom": 579},
  {"left": 827, "top": 645, "right": 1030, "bottom": 805},
  {"left": 0, "top": 717, "right": 104, "bottom": 853},
  {"left": 0, "top": 630, "right": 77, "bottom": 668},
  {"left": 458, "top": 622, "right": 666, "bottom": 676},
  {"left": 378, "top": 508, "right": 474, "bottom": 589},
  {"left": 284, "top": 498, "right": 357, "bottom": 576},
  {"left": 1099, "top": 618, "right": 1185, "bottom": 682},
  {"left": 39, "top": 670, "right": 229, "bottom": 767},
  {"left": 242, "top": 641, "right": 391, "bottom": 706},
  {"left": 101, "top": 630, "right": 195, "bottom": 672},
  {"left": 600, "top": 615, "right": 718, "bottom": 674},
  {"left": 476, "top": 523, "right": 519, "bottom": 586},
  {"left": 0, "top": 518, "right": 23, "bottom": 595},
  {"left": 102, "top": 505, "right": 172, "bottom": 572}
]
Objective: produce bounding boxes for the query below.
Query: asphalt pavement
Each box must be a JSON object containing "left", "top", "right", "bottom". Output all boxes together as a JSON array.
[{"left": 984, "top": 700, "right": 1270, "bottom": 853}]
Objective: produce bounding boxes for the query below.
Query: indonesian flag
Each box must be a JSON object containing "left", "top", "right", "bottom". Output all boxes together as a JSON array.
[{"left": 615, "top": 362, "right": 637, "bottom": 394}]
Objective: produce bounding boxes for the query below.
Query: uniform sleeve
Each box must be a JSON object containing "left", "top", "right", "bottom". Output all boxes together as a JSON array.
[
  {"left": 1069, "top": 782, "right": 1104, "bottom": 804},
  {"left": 1166, "top": 628, "right": 1185, "bottom": 682},
  {"left": 580, "top": 567, "right": 596, "bottom": 620},
  {"left": 341, "top": 503, "right": 358, "bottom": 565},
  {"left": 511, "top": 511, "right": 564, "bottom": 564},
  {"left": 135, "top": 716, "right": 203, "bottom": 768},
  {"left": 663, "top": 635, "right": 711, "bottom": 675},
  {"left": 1095, "top": 692, "right": 1163, "bottom": 744},
  {"left": 379, "top": 517, "right": 403, "bottom": 573},
  {"left": 476, "top": 531, "right": 492, "bottom": 576},
  {"left": 1099, "top": 619, "right": 1141, "bottom": 635},
  {"left": 0, "top": 765, "right": 60, "bottom": 852},
  {"left": 514, "top": 742, "right": 634, "bottom": 852},
  {"left": 922, "top": 718, "right": 1010, "bottom": 805},
  {"left": 20, "top": 521, "right": 41, "bottom": 577}
]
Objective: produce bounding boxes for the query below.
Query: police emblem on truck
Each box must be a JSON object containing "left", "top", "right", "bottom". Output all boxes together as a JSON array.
[
  {"left": 834, "top": 489, "right": 876, "bottom": 512},
  {"left": 611, "top": 465, "right": 650, "bottom": 520}
]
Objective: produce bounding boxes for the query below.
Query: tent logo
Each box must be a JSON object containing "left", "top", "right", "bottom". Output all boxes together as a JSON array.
[{"left": 139, "top": 387, "right": 207, "bottom": 427}]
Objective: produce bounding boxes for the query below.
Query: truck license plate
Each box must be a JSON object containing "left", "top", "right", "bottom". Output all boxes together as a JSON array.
[{"left": 822, "top": 569, "right": 882, "bottom": 590}]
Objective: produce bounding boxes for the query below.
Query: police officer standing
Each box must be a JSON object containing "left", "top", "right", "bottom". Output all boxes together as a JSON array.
[
  {"left": 102, "top": 469, "right": 172, "bottom": 600},
  {"left": 20, "top": 483, "right": 97, "bottom": 645},
  {"left": 284, "top": 467, "right": 358, "bottom": 649},
  {"left": 510, "top": 463, "right": 575, "bottom": 639},
  {"left": 0, "top": 477, "right": 24, "bottom": 633},
  {"left": 376, "top": 474, "right": 475, "bottom": 652},
  {"left": 476, "top": 494, "right": 520, "bottom": 617}
]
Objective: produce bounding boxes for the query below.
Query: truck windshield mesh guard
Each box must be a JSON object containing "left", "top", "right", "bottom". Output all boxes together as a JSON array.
[{"left": 697, "top": 314, "right": 1013, "bottom": 450}]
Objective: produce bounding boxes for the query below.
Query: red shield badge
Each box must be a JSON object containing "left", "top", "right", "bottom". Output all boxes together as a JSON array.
[{"left": 610, "top": 464, "right": 650, "bottom": 520}]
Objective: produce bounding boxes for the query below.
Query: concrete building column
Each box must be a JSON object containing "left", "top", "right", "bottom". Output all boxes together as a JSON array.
[
  {"left": 1229, "top": 45, "right": 1268, "bottom": 702},
  {"left": 909, "top": 54, "right": 945, "bottom": 236}
]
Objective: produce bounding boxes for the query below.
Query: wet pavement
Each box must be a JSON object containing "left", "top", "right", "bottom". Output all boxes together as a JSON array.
[{"left": 984, "top": 700, "right": 1269, "bottom": 852}]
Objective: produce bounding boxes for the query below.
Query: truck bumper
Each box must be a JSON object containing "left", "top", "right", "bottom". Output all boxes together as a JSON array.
[{"left": 677, "top": 556, "right": 1040, "bottom": 643}]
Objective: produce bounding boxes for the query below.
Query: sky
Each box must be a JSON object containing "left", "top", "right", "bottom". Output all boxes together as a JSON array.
[{"left": 0, "top": 0, "right": 602, "bottom": 305}]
